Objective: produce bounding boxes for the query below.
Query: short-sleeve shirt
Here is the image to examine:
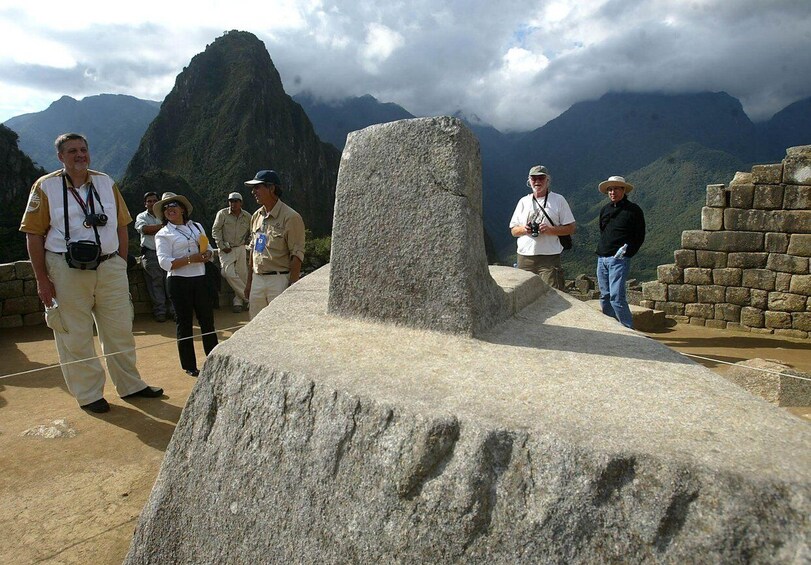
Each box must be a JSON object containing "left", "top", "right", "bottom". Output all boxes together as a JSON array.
[
  {"left": 19, "top": 169, "right": 132, "bottom": 255},
  {"left": 250, "top": 199, "right": 305, "bottom": 274},
  {"left": 509, "top": 191, "right": 575, "bottom": 256},
  {"left": 135, "top": 210, "right": 162, "bottom": 250}
]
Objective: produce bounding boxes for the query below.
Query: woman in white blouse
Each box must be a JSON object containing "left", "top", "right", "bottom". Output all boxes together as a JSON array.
[{"left": 154, "top": 194, "right": 218, "bottom": 377}]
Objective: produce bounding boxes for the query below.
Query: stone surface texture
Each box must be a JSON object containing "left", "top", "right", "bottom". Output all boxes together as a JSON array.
[
  {"left": 653, "top": 146, "right": 811, "bottom": 336},
  {"left": 126, "top": 267, "right": 811, "bottom": 564},
  {"left": 328, "top": 117, "right": 505, "bottom": 337}
]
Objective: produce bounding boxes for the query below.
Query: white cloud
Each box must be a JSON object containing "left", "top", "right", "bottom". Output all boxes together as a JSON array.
[{"left": 0, "top": 0, "right": 809, "bottom": 129}]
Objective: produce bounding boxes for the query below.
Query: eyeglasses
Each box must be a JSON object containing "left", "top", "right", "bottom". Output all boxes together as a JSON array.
[
  {"left": 162, "top": 202, "right": 181, "bottom": 210},
  {"left": 607, "top": 187, "right": 624, "bottom": 192}
]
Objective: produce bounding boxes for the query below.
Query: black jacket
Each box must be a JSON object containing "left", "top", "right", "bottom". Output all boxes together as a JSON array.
[{"left": 596, "top": 196, "right": 646, "bottom": 257}]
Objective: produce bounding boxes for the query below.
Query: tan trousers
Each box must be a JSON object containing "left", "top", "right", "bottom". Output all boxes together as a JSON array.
[
  {"left": 45, "top": 251, "right": 147, "bottom": 405},
  {"left": 248, "top": 273, "right": 288, "bottom": 319},
  {"left": 220, "top": 245, "right": 248, "bottom": 305},
  {"left": 517, "top": 253, "right": 565, "bottom": 289}
]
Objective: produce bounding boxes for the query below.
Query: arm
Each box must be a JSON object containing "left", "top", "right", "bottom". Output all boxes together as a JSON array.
[
  {"left": 26, "top": 234, "right": 55, "bottom": 307},
  {"left": 117, "top": 225, "right": 129, "bottom": 258},
  {"left": 287, "top": 214, "right": 305, "bottom": 285},
  {"left": 245, "top": 248, "right": 253, "bottom": 300},
  {"left": 211, "top": 211, "right": 228, "bottom": 251}
]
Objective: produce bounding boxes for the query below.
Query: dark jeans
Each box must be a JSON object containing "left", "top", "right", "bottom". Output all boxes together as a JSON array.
[{"left": 167, "top": 275, "right": 218, "bottom": 372}]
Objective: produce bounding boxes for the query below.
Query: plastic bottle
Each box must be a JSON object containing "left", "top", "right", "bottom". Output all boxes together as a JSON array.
[{"left": 614, "top": 243, "right": 628, "bottom": 259}]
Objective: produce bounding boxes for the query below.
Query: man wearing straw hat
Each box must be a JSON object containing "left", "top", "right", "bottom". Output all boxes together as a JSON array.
[{"left": 596, "top": 175, "right": 646, "bottom": 329}]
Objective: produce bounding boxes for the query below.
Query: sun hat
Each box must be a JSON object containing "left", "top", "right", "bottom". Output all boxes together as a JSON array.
[
  {"left": 598, "top": 175, "right": 634, "bottom": 194},
  {"left": 153, "top": 194, "right": 193, "bottom": 222},
  {"left": 244, "top": 170, "right": 281, "bottom": 186},
  {"left": 528, "top": 165, "right": 549, "bottom": 177}
]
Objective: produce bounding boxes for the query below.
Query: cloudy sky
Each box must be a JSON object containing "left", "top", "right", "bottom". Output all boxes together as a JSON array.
[{"left": 1, "top": 0, "right": 809, "bottom": 131}]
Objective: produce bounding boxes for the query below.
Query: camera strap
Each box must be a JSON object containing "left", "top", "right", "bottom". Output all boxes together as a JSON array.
[
  {"left": 532, "top": 194, "right": 557, "bottom": 226},
  {"left": 62, "top": 173, "right": 101, "bottom": 248}
]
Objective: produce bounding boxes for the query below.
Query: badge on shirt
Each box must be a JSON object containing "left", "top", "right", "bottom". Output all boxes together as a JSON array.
[{"left": 255, "top": 233, "right": 267, "bottom": 253}]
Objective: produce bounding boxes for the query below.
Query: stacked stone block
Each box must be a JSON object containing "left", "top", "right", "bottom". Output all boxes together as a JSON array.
[{"left": 642, "top": 145, "right": 811, "bottom": 338}]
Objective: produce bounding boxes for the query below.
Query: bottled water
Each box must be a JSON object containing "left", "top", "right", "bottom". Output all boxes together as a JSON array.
[{"left": 614, "top": 244, "right": 628, "bottom": 259}]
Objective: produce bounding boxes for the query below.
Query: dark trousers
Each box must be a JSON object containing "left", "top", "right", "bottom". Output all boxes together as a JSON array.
[{"left": 167, "top": 275, "right": 218, "bottom": 372}]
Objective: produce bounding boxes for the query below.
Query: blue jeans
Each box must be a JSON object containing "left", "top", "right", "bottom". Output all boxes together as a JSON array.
[{"left": 597, "top": 256, "right": 633, "bottom": 329}]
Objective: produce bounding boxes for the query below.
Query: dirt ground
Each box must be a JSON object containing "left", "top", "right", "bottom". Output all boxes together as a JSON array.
[{"left": 0, "top": 313, "right": 809, "bottom": 564}]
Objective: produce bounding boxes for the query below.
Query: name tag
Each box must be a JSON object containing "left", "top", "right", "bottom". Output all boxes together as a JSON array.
[{"left": 255, "top": 233, "right": 267, "bottom": 253}]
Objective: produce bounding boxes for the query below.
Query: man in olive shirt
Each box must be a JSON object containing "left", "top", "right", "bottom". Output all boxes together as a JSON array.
[
  {"left": 243, "top": 170, "right": 305, "bottom": 319},
  {"left": 212, "top": 191, "right": 252, "bottom": 313}
]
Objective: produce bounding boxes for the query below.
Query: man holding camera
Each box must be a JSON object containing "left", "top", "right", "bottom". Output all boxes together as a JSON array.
[
  {"left": 19, "top": 133, "right": 162, "bottom": 413},
  {"left": 509, "top": 165, "right": 576, "bottom": 289}
]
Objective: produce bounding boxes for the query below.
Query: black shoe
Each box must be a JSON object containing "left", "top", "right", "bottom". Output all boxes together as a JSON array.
[
  {"left": 81, "top": 398, "right": 110, "bottom": 413},
  {"left": 185, "top": 369, "right": 200, "bottom": 377},
  {"left": 123, "top": 386, "right": 164, "bottom": 399},
  {"left": 154, "top": 314, "right": 167, "bottom": 323}
]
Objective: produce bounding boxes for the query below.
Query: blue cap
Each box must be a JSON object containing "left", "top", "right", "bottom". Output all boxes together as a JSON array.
[{"left": 244, "top": 170, "right": 281, "bottom": 187}]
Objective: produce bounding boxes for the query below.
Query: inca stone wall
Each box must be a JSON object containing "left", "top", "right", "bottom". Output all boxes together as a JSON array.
[
  {"left": 126, "top": 119, "right": 811, "bottom": 564},
  {"left": 641, "top": 145, "right": 811, "bottom": 338}
]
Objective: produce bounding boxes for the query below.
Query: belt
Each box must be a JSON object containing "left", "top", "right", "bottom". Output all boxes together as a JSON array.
[
  {"left": 57, "top": 251, "right": 119, "bottom": 262},
  {"left": 258, "top": 270, "right": 289, "bottom": 276}
]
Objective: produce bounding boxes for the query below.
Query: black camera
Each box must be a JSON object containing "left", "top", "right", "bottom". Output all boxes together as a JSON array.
[
  {"left": 529, "top": 221, "right": 540, "bottom": 237},
  {"left": 83, "top": 213, "right": 108, "bottom": 228}
]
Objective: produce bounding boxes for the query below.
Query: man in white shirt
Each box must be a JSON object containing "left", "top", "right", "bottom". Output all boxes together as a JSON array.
[
  {"left": 509, "top": 165, "right": 576, "bottom": 289},
  {"left": 135, "top": 191, "right": 173, "bottom": 322}
]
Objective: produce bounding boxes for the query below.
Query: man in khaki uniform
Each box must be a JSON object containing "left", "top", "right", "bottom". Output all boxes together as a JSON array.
[
  {"left": 243, "top": 170, "right": 305, "bottom": 319},
  {"left": 212, "top": 191, "right": 251, "bottom": 313},
  {"left": 19, "top": 133, "right": 163, "bottom": 413}
]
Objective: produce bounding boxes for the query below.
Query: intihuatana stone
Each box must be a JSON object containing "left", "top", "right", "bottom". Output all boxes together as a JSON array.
[
  {"left": 328, "top": 117, "right": 506, "bottom": 337},
  {"left": 126, "top": 123, "right": 811, "bottom": 565}
]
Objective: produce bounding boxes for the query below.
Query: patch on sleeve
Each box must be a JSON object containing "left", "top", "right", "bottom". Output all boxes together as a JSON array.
[{"left": 26, "top": 189, "right": 41, "bottom": 213}]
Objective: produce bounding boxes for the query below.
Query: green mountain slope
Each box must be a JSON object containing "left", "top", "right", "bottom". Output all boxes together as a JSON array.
[
  {"left": 4, "top": 94, "right": 160, "bottom": 180},
  {"left": 0, "top": 125, "right": 46, "bottom": 263},
  {"left": 121, "top": 31, "right": 341, "bottom": 238}
]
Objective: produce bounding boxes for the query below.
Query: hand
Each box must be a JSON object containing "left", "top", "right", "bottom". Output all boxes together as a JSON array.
[
  {"left": 538, "top": 223, "right": 553, "bottom": 235},
  {"left": 202, "top": 250, "right": 213, "bottom": 262},
  {"left": 37, "top": 279, "right": 56, "bottom": 308}
]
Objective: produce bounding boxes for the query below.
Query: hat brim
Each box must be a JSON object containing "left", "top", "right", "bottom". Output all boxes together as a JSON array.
[
  {"left": 244, "top": 179, "right": 265, "bottom": 186},
  {"left": 598, "top": 180, "right": 634, "bottom": 194},
  {"left": 154, "top": 195, "right": 193, "bottom": 222}
]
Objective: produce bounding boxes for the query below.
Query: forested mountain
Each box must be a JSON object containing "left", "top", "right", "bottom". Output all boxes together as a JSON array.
[
  {"left": 0, "top": 125, "right": 45, "bottom": 263},
  {"left": 121, "top": 30, "right": 341, "bottom": 238},
  {"left": 3, "top": 94, "right": 160, "bottom": 180}
]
